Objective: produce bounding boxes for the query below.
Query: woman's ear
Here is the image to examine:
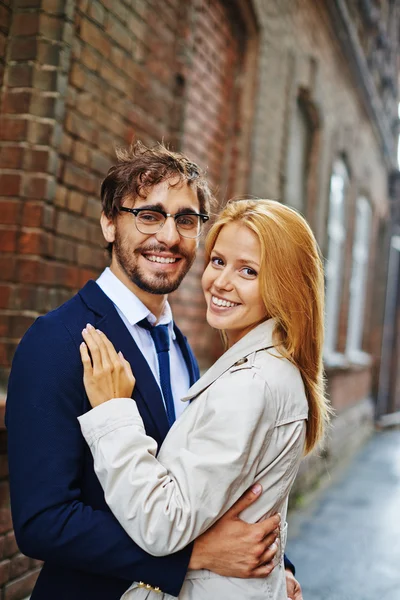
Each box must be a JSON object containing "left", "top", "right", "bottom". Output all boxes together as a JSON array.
[{"left": 100, "top": 212, "right": 116, "bottom": 243}]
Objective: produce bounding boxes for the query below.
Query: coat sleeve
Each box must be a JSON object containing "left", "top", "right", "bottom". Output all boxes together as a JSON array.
[
  {"left": 79, "top": 369, "right": 276, "bottom": 556},
  {"left": 6, "top": 315, "right": 192, "bottom": 596}
]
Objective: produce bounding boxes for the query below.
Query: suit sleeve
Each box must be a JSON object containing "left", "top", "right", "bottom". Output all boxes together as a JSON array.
[
  {"left": 6, "top": 316, "right": 191, "bottom": 596},
  {"left": 79, "top": 370, "right": 276, "bottom": 556}
]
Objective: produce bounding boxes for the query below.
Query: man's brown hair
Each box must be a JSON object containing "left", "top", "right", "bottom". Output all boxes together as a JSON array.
[{"left": 101, "top": 141, "right": 214, "bottom": 219}]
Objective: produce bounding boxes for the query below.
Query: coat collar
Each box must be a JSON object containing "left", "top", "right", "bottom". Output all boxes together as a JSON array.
[{"left": 182, "top": 318, "right": 278, "bottom": 402}]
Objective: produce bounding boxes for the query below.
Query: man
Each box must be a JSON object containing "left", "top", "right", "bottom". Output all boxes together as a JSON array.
[{"left": 6, "top": 142, "right": 302, "bottom": 599}]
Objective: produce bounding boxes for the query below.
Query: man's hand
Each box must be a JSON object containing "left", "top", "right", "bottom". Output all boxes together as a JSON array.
[
  {"left": 189, "top": 484, "right": 280, "bottom": 578},
  {"left": 286, "top": 569, "right": 303, "bottom": 600}
]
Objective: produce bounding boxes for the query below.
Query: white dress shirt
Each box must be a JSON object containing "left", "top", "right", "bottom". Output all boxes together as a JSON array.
[{"left": 96, "top": 268, "right": 190, "bottom": 419}]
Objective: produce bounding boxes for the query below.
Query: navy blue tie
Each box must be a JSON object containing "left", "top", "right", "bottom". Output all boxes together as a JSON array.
[{"left": 138, "top": 319, "right": 176, "bottom": 427}]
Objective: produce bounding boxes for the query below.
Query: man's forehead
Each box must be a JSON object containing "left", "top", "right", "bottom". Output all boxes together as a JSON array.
[{"left": 126, "top": 179, "right": 199, "bottom": 209}]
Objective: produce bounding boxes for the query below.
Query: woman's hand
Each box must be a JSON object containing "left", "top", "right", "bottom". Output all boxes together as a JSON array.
[{"left": 80, "top": 324, "right": 135, "bottom": 408}]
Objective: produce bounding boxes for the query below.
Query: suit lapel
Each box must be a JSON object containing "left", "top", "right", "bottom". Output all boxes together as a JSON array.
[{"left": 79, "top": 281, "right": 170, "bottom": 442}]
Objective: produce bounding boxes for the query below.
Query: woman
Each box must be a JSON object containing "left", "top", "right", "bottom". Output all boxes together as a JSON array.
[{"left": 78, "top": 199, "right": 330, "bottom": 599}]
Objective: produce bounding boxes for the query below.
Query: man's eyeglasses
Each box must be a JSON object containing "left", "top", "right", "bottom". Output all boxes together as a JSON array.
[{"left": 120, "top": 207, "right": 210, "bottom": 239}]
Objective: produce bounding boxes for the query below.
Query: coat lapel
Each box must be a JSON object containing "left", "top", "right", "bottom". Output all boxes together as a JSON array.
[
  {"left": 79, "top": 281, "right": 170, "bottom": 441},
  {"left": 182, "top": 318, "right": 278, "bottom": 402}
]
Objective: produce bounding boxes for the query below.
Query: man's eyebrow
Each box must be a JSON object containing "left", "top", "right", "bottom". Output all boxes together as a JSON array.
[{"left": 133, "top": 203, "right": 200, "bottom": 214}]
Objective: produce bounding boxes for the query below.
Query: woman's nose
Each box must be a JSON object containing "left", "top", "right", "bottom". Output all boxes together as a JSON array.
[{"left": 214, "top": 269, "right": 234, "bottom": 291}]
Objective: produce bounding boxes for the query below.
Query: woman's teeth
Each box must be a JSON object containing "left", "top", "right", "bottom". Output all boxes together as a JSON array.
[
  {"left": 146, "top": 255, "right": 178, "bottom": 264},
  {"left": 211, "top": 296, "right": 239, "bottom": 308}
]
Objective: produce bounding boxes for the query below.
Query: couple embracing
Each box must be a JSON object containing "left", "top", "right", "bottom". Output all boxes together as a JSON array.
[{"left": 6, "top": 142, "right": 330, "bottom": 599}]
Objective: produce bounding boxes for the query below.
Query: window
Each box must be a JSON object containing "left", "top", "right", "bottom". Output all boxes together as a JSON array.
[
  {"left": 285, "top": 100, "right": 311, "bottom": 213},
  {"left": 324, "top": 159, "right": 349, "bottom": 363},
  {"left": 346, "top": 197, "right": 372, "bottom": 362}
]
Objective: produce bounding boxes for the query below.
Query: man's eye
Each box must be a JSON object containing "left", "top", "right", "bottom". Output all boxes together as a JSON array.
[
  {"left": 138, "top": 212, "right": 163, "bottom": 223},
  {"left": 176, "top": 215, "right": 197, "bottom": 228}
]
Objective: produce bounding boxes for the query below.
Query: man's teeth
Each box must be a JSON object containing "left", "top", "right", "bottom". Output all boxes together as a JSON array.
[
  {"left": 147, "top": 255, "right": 178, "bottom": 264},
  {"left": 211, "top": 296, "right": 239, "bottom": 308}
]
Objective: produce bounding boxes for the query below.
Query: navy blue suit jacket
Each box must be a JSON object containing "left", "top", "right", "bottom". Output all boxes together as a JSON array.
[{"left": 6, "top": 281, "right": 200, "bottom": 600}]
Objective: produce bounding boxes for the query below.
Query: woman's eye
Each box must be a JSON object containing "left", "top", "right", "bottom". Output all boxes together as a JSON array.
[
  {"left": 241, "top": 267, "right": 257, "bottom": 277},
  {"left": 211, "top": 256, "right": 224, "bottom": 266}
]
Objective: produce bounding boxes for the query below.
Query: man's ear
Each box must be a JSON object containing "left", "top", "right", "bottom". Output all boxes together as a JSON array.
[{"left": 100, "top": 212, "right": 116, "bottom": 243}]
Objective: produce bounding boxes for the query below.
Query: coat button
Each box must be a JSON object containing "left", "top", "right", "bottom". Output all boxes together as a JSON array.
[{"left": 234, "top": 357, "right": 248, "bottom": 366}]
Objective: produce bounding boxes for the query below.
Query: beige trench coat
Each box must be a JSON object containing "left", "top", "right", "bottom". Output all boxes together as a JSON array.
[{"left": 79, "top": 319, "right": 308, "bottom": 600}]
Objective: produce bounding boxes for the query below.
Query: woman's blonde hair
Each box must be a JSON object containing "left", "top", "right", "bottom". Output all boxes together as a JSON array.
[{"left": 204, "top": 199, "right": 331, "bottom": 454}]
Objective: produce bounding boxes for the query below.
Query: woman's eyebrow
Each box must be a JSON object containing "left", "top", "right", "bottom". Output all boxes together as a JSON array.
[{"left": 236, "top": 258, "right": 260, "bottom": 268}]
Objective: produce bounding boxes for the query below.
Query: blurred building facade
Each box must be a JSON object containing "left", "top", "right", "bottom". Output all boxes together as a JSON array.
[{"left": 0, "top": 0, "right": 399, "bottom": 596}]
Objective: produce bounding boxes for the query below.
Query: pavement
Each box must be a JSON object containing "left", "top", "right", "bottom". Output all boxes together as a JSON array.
[{"left": 286, "top": 429, "right": 400, "bottom": 600}]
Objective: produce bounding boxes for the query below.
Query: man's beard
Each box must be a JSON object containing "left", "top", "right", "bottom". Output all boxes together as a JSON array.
[{"left": 114, "top": 232, "right": 195, "bottom": 295}]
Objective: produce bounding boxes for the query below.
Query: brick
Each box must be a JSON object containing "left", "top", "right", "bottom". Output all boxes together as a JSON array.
[
  {"left": 0, "top": 118, "right": 28, "bottom": 142},
  {"left": 7, "top": 63, "right": 34, "bottom": 88},
  {"left": 29, "top": 94, "right": 57, "bottom": 119},
  {"left": 91, "top": 150, "right": 110, "bottom": 175},
  {"left": 0, "top": 256, "right": 16, "bottom": 281},
  {"left": 26, "top": 120, "right": 54, "bottom": 145},
  {"left": 0, "top": 285, "right": 11, "bottom": 309},
  {"left": 4, "top": 568, "right": 41, "bottom": 600},
  {"left": 0, "top": 558, "right": 10, "bottom": 586},
  {"left": 0, "top": 145, "right": 24, "bottom": 169},
  {"left": 54, "top": 184, "right": 67, "bottom": 207},
  {"left": 2, "top": 91, "right": 32, "bottom": 115},
  {"left": 0, "top": 456, "right": 8, "bottom": 479},
  {"left": 18, "top": 230, "right": 45, "bottom": 254},
  {"left": 53, "top": 237, "right": 76, "bottom": 262},
  {"left": 13, "top": 12, "right": 40, "bottom": 36},
  {"left": 70, "top": 61, "right": 86, "bottom": 88},
  {"left": 72, "top": 139, "right": 91, "bottom": 166},
  {"left": 0, "top": 200, "right": 21, "bottom": 224},
  {"left": 80, "top": 18, "right": 111, "bottom": 57},
  {"left": 39, "top": 14, "right": 65, "bottom": 41},
  {"left": 3, "top": 533, "right": 17, "bottom": 559},
  {"left": 9, "top": 36, "right": 38, "bottom": 61},
  {"left": 0, "top": 174, "right": 21, "bottom": 197},
  {"left": 22, "top": 175, "right": 55, "bottom": 200},
  {"left": 80, "top": 46, "right": 100, "bottom": 72},
  {"left": 0, "top": 229, "right": 16, "bottom": 252},
  {"left": 37, "top": 39, "right": 63, "bottom": 66},
  {"left": 105, "top": 14, "right": 132, "bottom": 53},
  {"left": 0, "top": 509, "right": 12, "bottom": 535},
  {"left": 85, "top": 196, "right": 101, "bottom": 220},
  {"left": 64, "top": 111, "right": 95, "bottom": 143},
  {"left": 67, "top": 190, "right": 86, "bottom": 213},
  {"left": 23, "top": 148, "right": 56, "bottom": 173},
  {"left": 0, "top": 5, "right": 11, "bottom": 29},
  {"left": 64, "top": 162, "right": 96, "bottom": 194},
  {"left": 89, "top": 0, "right": 106, "bottom": 26},
  {"left": 21, "top": 202, "right": 43, "bottom": 228},
  {"left": 56, "top": 210, "right": 87, "bottom": 240},
  {"left": 9, "top": 553, "right": 30, "bottom": 579},
  {"left": 33, "top": 66, "right": 58, "bottom": 91},
  {"left": 0, "top": 340, "right": 18, "bottom": 369},
  {"left": 0, "top": 482, "right": 9, "bottom": 508}
]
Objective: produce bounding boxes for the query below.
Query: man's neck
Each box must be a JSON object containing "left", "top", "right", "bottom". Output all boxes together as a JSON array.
[{"left": 108, "top": 262, "right": 168, "bottom": 321}]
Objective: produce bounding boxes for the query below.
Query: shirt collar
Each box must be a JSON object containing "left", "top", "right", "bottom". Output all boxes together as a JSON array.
[{"left": 96, "top": 268, "right": 176, "bottom": 339}]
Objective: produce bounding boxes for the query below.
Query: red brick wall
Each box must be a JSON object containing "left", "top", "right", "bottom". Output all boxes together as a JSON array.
[{"left": 0, "top": 1, "right": 256, "bottom": 595}]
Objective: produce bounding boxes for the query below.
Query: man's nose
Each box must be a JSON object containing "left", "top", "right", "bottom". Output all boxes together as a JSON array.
[{"left": 155, "top": 216, "right": 181, "bottom": 246}]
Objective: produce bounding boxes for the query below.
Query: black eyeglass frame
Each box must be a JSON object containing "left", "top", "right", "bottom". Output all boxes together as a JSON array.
[{"left": 119, "top": 206, "right": 210, "bottom": 238}]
